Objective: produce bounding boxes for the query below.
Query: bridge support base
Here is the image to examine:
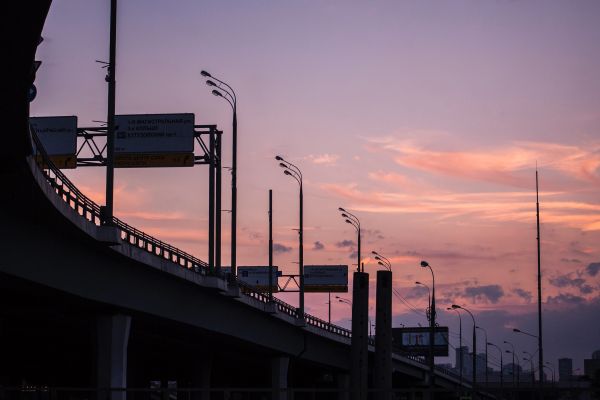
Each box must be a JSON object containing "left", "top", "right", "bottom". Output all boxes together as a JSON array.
[
  {"left": 96, "top": 314, "right": 131, "bottom": 400},
  {"left": 271, "top": 356, "right": 289, "bottom": 400},
  {"left": 336, "top": 373, "right": 350, "bottom": 400},
  {"left": 374, "top": 270, "right": 392, "bottom": 400},
  {"left": 351, "top": 272, "right": 369, "bottom": 400},
  {"left": 191, "top": 353, "right": 212, "bottom": 400}
]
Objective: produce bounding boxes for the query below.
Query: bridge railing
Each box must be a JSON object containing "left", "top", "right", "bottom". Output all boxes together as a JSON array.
[{"left": 28, "top": 125, "right": 209, "bottom": 274}]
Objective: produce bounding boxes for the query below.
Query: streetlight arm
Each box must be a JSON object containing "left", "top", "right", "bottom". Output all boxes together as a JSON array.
[{"left": 210, "top": 75, "right": 237, "bottom": 102}]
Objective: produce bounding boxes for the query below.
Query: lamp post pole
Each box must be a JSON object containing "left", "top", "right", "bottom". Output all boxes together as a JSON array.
[
  {"left": 448, "top": 307, "right": 463, "bottom": 390},
  {"left": 421, "top": 262, "right": 436, "bottom": 395},
  {"left": 339, "top": 208, "right": 361, "bottom": 272},
  {"left": 504, "top": 340, "right": 519, "bottom": 388},
  {"left": 524, "top": 351, "right": 535, "bottom": 386},
  {"left": 275, "top": 156, "right": 304, "bottom": 319},
  {"left": 201, "top": 70, "right": 237, "bottom": 282},
  {"left": 104, "top": 0, "right": 117, "bottom": 225},
  {"left": 487, "top": 342, "right": 503, "bottom": 392},
  {"left": 453, "top": 305, "right": 476, "bottom": 397},
  {"left": 417, "top": 281, "right": 431, "bottom": 320},
  {"left": 476, "top": 326, "right": 489, "bottom": 389}
]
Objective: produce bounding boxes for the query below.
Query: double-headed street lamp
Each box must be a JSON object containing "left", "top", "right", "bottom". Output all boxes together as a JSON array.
[
  {"left": 487, "top": 342, "right": 503, "bottom": 391},
  {"left": 504, "top": 340, "right": 520, "bottom": 388},
  {"left": 447, "top": 307, "right": 463, "bottom": 389},
  {"left": 452, "top": 305, "right": 476, "bottom": 394},
  {"left": 275, "top": 155, "right": 304, "bottom": 318},
  {"left": 339, "top": 208, "right": 361, "bottom": 272},
  {"left": 202, "top": 70, "right": 237, "bottom": 282},
  {"left": 371, "top": 251, "right": 391, "bottom": 271}
]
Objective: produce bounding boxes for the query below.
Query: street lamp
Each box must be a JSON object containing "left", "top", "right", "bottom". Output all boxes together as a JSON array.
[
  {"left": 452, "top": 305, "right": 477, "bottom": 394},
  {"left": 202, "top": 70, "right": 237, "bottom": 283},
  {"left": 504, "top": 340, "right": 520, "bottom": 388},
  {"left": 337, "top": 296, "right": 352, "bottom": 306},
  {"left": 275, "top": 155, "right": 304, "bottom": 319},
  {"left": 545, "top": 362, "right": 555, "bottom": 387},
  {"left": 487, "top": 342, "right": 503, "bottom": 391},
  {"left": 447, "top": 307, "right": 463, "bottom": 389},
  {"left": 371, "top": 251, "right": 391, "bottom": 271},
  {"left": 421, "top": 261, "right": 437, "bottom": 393},
  {"left": 513, "top": 328, "right": 538, "bottom": 339},
  {"left": 476, "top": 326, "right": 488, "bottom": 389},
  {"left": 339, "top": 208, "right": 361, "bottom": 272},
  {"left": 523, "top": 351, "right": 535, "bottom": 386}
]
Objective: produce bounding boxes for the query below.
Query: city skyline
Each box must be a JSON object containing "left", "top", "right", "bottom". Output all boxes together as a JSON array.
[{"left": 32, "top": 0, "right": 600, "bottom": 371}]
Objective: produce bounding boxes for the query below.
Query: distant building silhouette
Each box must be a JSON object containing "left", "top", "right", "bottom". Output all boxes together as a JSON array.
[
  {"left": 584, "top": 350, "right": 600, "bottom": 379},
  {"left": 558, "top": 358, "right": 573, "bottom": 382}
]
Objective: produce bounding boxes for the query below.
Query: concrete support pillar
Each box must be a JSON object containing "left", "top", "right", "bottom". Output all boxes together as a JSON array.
[
  {"left": 271, "top": 356, "right": 290, "bottom": 400},
  {"left": 351, "top": 272, "right": 369, "bottom": 400},
  {"left": 336, "top": 373, "right": 350, "bottom": 400},
  {"left": 374, "top": 270, "right": 392, "bottom": 400},
  {"left": 97, "top": 314, "right": 131, "bottom": 400},
  {"left": 191, "top": 354, "right": 213, "bottom": 400}
]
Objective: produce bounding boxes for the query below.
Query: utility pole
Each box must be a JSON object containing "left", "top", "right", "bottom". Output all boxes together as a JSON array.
[
  {"left": 537, "top": 169, "right": 544, "bottom": 399},
  {"left": 104, "top": 0, "right": 117, "bottom": 225}
]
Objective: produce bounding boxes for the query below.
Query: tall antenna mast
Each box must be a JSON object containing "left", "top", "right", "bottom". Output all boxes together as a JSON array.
[{"left": 536, "top": 167, "right": 544, "bottom": 398}]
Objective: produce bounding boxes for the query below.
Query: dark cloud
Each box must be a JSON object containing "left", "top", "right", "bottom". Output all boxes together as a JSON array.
[
  {"left": 549, "top": 272, "right": 595, "bottom": 295},
  {"left": 349, "top": 251, "right": 358, "bottom": 260},
  {"left": 313, "top": 241, "right": 324, "bottom": 251},
  {"left": 547, "top": 293, "right": 586, "bottom": 305},
  {"left": 463, "top": 285, "right": 504, "bottom": 304},
  {"left": 586, "top": 262, "right": 600, "bottom": 277},
  {"left": 561, "top": 258, "right": 582, "bottom": 264},
  {"left": 272, "top": 243, "right": 292, "bottom": 254},
  {"left": 512, "top": 288, "right": 532, "bottom": 303},
  {"left": 336, "top": 240, "right": 355, "bottom": 248},
  {"left": 404, "top": 285, "right": 430, "bottom": 300}
]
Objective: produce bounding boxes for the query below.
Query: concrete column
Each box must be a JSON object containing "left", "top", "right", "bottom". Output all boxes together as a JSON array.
[
  {"left": 191, "top": 354, "right": 213, "bottom": 400},
  {"left": 336, "top": 373, "right": 350, "bottom": 400},
  {"left": 271, "top": 356, "right": 290, "bottom": 400},
  {"left": 351, "top": 272, "right": 369, "bottom": 400},
  {"left": 374, "top": 270, "right": 392, "bottom": 400},
  {"left": 97, "top": 314, "right": 131, "bottom": 400}
]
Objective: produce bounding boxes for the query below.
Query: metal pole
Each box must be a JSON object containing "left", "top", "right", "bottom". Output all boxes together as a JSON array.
[
  {"left": 459, "top": 314, "right": 463, "bottom": 388},
  {"left": 429, "top": 267, "right": 436, "bottom": 395},
  {"left": 215, "top": 129, "right": 222, "bottom": 274},
  {"left": 299, "top": 181, "right": 304, "bottom": 318},
  {"left": 269, "top": 189, "right": 273, "bottom": 302},
  {"left": 357, "top": 227, "right": 361, "bottom": 273},
  {"left": 536, "top": 170, "right": 544, "bottom": 399},
  {"left": 104, "top": 0, "right": 117, "bottom": 224},
  {"left": 208, "top": 131, "right": 215, "bottom": 273},
  {"left": 328, "top": 292, "right": 331, "bottom": 324},
  {"left": 230, "top": 106, "right": 237, "bottom": 283},
  {"left": 472, "top": 323, "right": 476, "bottom": 395}
]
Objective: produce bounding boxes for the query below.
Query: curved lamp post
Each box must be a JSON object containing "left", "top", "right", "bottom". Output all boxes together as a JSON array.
[
  {"left": 453, "top": 305, "right": 477, "bottom": 393},
  {"left": 275, "top": 155, "right": 304, "bottom": 319},
  {"left": 372, "top": 251, "right": 391, "bottom": 271},
  {"left": 476, "top": 326, "right": 489, "bottom": 389},
  {"left": 202, "top": 70, "right": 237, "bottom": 282},
  {"left": 339, "top": 208, "right": 361, "bottom": 272},
  {"left": 448, "top": 307, "right": 463, "bottom": 389},
  {"left": 487, "top": 342, "right": 503, "bottom": 391},
  {"left": 421, "top": 261, "right": 437, "bottom": 392}
]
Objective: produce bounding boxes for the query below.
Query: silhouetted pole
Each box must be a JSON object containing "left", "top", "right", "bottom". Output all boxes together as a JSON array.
[
  {"left": 276, "top": 156, "right": 304, "bottom": 318},
  {"left": 487, "top": 342, "right": 503, "bottom": 392},
  {"left": 505, "top": 340, "right": 518, "bottom": 389},
  {"left": 476, "top": 326, "right": 488, "bottom": 389},
  {"left": 373, "top": 255, "right": 392, "bottom": 400},
  {"left": 215, "top": 130, "right": 222, "bottom": 273},
  {"left": 536, "top": 169, "right": 544, "bottom": 399},
  {"left": 448, "top": 308, "right": 463, "bottom": 389},
  {"left": 423, "top": 261, "right": 436, "bottom": 396},
  {"left": 208, "top": 130, "right": 215, "bottom": 272},
  {"left": 201, "top": 71, "right": 237, "bottom": 282},
  {"left": 268, "top": 189, "right": 273, "bottom": 302},
  {"left": 104, "top": 0, "right": 117, "bottom": 225},
  {"left": 524, "top": 352, "right": 535, "bottom": 387},
  {"left": 454, "top": 305, "right": 476, "bottom": 397}
]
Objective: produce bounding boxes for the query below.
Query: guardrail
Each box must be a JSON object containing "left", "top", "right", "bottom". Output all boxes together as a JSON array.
[{"left": 27, "top": 125, "right": 458, "bottom": 376}]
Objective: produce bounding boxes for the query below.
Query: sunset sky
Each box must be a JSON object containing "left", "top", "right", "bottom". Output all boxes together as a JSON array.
[{"left": 33, "top": 0, "right": 600, "bottom": 371}]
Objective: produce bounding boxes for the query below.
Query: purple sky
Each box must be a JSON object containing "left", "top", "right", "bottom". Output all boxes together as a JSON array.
[{"left": 33, "top": 0, "right": 600, "bottom": 371}]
